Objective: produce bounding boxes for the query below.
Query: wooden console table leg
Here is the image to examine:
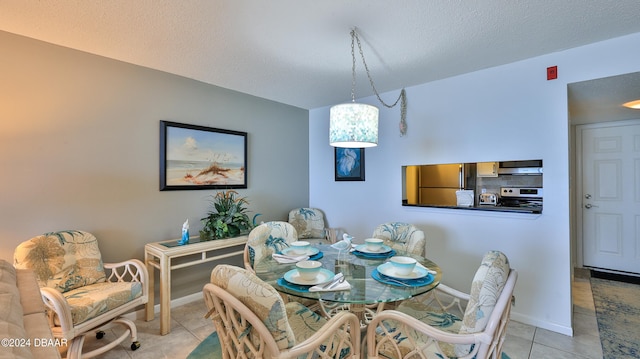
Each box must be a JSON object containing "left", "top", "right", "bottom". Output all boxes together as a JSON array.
[
  {"left": 145, "top": 252, "right": 155, "bottom": 322},
  {"left": 159, "top": 254, "right": 171, "bottom": 335}
]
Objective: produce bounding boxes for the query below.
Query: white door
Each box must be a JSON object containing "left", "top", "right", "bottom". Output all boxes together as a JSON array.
[{"left": 580, "top": 122, "right": 640, "bottom": 274}]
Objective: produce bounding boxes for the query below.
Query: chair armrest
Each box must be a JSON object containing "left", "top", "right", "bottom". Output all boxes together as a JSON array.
[
  {"left": 40, "top": 287, "right": 75, "bottom": 338},
  {"left": 285, "top": 311, "right": 361, "bottom": 359},
  {"left": 104, "top": 259, "right": 149, "bottom": 297},
  {"left": 435, "top": 283, "right": 470, "bottom": 301}
]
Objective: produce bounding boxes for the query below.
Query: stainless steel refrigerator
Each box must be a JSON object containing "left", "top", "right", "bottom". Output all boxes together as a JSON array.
[{"left": 403, "top": 163, "right": 475, "bottom": 206}]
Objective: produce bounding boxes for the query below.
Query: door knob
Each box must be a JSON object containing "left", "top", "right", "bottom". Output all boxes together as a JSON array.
[
  {"left": 585, "top": 194, "right": 592, "bottom": 199},
  {"left": 584, "top": 203, "right": 599, "bottom": 209}
]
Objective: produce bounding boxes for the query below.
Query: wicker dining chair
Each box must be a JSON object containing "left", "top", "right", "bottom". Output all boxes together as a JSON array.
[
  {"left": 372, "top": 222, "right": 426, "bottom": 257},
  {"left": 366, "top": 250, "right": 517, "bottom": 359},
  {"left": 203, "top": 264, "right": 360, "bottom": 358},
  {"left": 243, "top": 221, "right": 299, "bottom": 272}
]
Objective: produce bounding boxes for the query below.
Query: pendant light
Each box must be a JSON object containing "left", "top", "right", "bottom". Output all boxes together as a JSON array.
[{"left": 329, "top": 28, "right": 407, "bottom": 148}]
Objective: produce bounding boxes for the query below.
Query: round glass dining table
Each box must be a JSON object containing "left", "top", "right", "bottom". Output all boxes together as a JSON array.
[{"left": 253, "top": 243, "right": 442, "bottom": 325}]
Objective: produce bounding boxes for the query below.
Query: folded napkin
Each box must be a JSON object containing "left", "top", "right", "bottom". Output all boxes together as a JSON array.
[
  {"left": 272, "top": 253, "right": 309, "bottom": 264},
  {"left": 309, "top": 273, "right": 351, "bottom": 292}
]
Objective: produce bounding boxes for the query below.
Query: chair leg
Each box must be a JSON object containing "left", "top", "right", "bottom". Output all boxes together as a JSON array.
[{"left": 66, "top": 336, "right": 85, "bottom": 359}]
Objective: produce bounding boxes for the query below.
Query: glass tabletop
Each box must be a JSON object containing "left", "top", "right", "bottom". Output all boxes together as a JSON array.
[{"left": 253, "top": 244, "right": 441, "bottom": 305}]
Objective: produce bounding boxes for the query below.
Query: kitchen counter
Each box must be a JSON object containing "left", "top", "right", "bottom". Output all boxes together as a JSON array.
[{"left": 402, "top": 203, "right": 542, "bottom": 214}]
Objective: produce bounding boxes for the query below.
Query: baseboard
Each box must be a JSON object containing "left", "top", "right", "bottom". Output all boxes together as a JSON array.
[
  {"left": 510, "top": 312, "right": 573, "bottom": 337},
  {"left": 123, "top": 292, "right": 203, "bottom": 321}
]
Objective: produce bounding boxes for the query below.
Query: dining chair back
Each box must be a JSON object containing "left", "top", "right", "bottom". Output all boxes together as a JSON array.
[
  {"left": 288, "top": 207, "right": 326, "bottom": 242},
  {"left": 204, "top": 264, "right": 361, "bottom": 358},
  {"left": 13, "top": 230, "right": 148, "bottom": 359},
  {"left": 243, "top": 221, "right": 298, "bottom": 272},
  {"left": 372, "top": 222, "right": 426, "bottom": 257},
  {"left": 367, "top": 250, "right": 517, "bottom": 359}
]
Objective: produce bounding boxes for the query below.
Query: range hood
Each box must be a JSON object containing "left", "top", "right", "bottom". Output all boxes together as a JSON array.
[{"left": 497, "top": 160, "right": 543, "bottom": 175}]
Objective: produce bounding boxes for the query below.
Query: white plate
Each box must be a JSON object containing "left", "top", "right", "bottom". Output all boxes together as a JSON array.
[
  {"left": 281, "top": 246, "right": 320, "bottom": 256},
  {"left": 354, "top": 244, "right": 392, "bottom": 254},
  {"left": 283, "top": 268, "right": 335, "bottom": 285},
  {"left": 377, "top": 262, "right": 429, "bottom": 280}
]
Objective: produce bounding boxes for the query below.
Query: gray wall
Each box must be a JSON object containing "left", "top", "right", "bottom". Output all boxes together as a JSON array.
[{"left": 0, "top": 31, "right": 309, "bottom": 300}]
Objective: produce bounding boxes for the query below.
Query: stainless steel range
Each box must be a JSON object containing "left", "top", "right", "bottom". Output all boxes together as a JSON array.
[{"left": 500, "top": 187, "right": 543, "bottom": 209}]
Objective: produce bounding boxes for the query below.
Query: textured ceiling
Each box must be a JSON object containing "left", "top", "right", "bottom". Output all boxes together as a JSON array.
[{"left": 1, "top": 1, "right": 640, "bottom": 114}]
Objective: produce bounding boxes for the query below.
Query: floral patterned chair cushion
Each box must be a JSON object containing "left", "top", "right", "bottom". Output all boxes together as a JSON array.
[
  {"left": 288, "top": 208, "right": 326, "bottom": 240},
  {"left": 210, "top": 264, "right": 295, "bottom": 349},
  {"left": 245, "top": 221, "right": 298, "bottom": 268},
  {"left": 13, "top": 230, "right": 106, "bottom": 293},
  {"left": 455, "top": 250, "right": 510, "bottom": 356},
  {"left": 381, "top": 289, "right": 465, "bottom": 357},
  {"left": 210, "top": 264, "right": 345, "bottom": 353},
  {"left": 62, "top": 281, "right": 143, "bottom": 325},
  {"left": 372, "top": 222, "right": 426, "bottom": 257}
]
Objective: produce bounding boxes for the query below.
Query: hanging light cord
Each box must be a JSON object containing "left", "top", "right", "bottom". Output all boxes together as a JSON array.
[{"left": 351, "top": 28, "right": 408, "bottom": 136}]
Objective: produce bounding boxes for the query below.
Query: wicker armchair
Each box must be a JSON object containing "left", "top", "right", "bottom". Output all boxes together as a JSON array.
[
  {"left": 14, "top": 230, "right": 148, "bottom": 359},
  {"left": 204, "top": 264, "right": 360, "bottom": 358},
  {"left": 366, "top": 251, "right": 517, "bottom": 359}
]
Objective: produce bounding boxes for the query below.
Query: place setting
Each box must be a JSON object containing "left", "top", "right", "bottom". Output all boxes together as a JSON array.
[
  {"left": 272, "top": 240, "right": 324, "bottom": 263},
  {"left": 276, "top": 260, "right": 351, "bottom": 293},
  {"left": 371, "top": 256, "right": 436, "bottom": 287},
  {"left": 351, "top": 238, "right": 396, "bottom": 259}
]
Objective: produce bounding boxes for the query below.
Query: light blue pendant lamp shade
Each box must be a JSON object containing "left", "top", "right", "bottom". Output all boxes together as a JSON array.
[{"left": 329, "top": 102, "right": 379, "bottom": 148}]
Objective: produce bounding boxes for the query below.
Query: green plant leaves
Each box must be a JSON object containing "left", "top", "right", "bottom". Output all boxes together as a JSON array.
[{"left": 200, "top": 190, "right": 253, "bottom": 240}]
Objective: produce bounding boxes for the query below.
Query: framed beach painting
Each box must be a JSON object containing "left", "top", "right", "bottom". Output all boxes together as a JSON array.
[
  {"left": 334, "top": 147, "right": 365, "bottom": 181},
  {"left": 160, "top": 121, "right": 247, "bottom": 191}
]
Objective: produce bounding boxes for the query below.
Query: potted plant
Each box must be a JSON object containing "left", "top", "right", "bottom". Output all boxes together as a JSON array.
[{"left": 200, "top": 190, "right": 254, "bottom": 241}]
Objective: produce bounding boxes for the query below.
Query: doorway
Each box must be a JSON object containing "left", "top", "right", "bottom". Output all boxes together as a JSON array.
[
  {"left": 575, "top": 120, "right": 640, "bottom": 275},
  {"left": 569, "top": 72, "right": 640, "bottom": 276}
]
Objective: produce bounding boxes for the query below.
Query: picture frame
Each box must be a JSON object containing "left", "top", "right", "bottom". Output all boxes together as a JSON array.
[
  {"left": 160, "top": 121, "right": 247, "bottom": 191},
  {"left": 334, "top": 147, "right": 365, "bottom": 181}
]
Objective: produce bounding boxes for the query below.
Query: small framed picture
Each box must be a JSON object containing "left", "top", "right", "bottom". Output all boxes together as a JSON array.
[
  {"left": 334, "top": 147, "right": 365, "bottom": 181},
  {"left": 160, "top": 121, "right": 247, "bottom": 190}
]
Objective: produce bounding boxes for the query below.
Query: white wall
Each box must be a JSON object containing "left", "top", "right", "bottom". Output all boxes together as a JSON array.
[
  {"left": 0, "top": 31, "right": 310, "bottom": 300},
  {"left": 309, "top": 32, "right": 640, "bottom": 335}
]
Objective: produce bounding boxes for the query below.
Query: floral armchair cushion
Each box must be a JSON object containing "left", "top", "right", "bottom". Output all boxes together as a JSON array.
[
  {"left": 372, "top": 222, "right": 426, "bottom": 257},
  {"left": 455, "top": 250, "right": 510, "bottom": 356},
  {"left": 210, "top": 264, "right": 296, "bottom": 350},
  {"left": 288, "top": 208, "right": 325, "bottom": 240},
  {"left": 246, "top": 221, "right": 298, "bottom": 268},
  {"left": 14, "top": 230, "right": 106, "bottom": 293}
]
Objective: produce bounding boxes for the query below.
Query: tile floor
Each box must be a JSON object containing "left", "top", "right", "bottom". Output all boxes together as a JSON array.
[{"left": 80, "top": 268, "right": 603, "bottom": 359}]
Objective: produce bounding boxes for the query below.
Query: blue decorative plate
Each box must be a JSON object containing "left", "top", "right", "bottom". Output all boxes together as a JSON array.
[
  {"left": 377, "top": 262, "right": 429, "bottom": 279},
  {"left": 354, "top": 244, "right": 393, "bottom": 254},
  {"left": 352, "top": 249, "right": 396, "bottom": 259},
  {"left": 281, "top": 247, "right": 320, "bottom": 257},
  {"left": 276, "top": 249, "right": 323, "bottom": 260},
  {"left": 372, "top": 268, "right": 434, "bottom": 287},
  {"left": 277, "top": 278, "right": 312, "bottom": 293},
  {"left": 283, "top": 268, "right": 335, "bottom": 285}
]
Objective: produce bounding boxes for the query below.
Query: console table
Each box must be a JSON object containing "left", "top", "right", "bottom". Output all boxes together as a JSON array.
[{"left": 144, "top": 235, "right": 248, "bottom": 335}]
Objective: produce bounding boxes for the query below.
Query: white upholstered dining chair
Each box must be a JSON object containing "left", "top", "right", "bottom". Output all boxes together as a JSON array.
[
  {"left": 203, "top": 264, "right": 361, "bottom": 358},
  {"left": 365, "top": 250, "right": 517, "bottom": 359},
  {"left": 13, "top": 230, "right": 148, "bottom": 359}
]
